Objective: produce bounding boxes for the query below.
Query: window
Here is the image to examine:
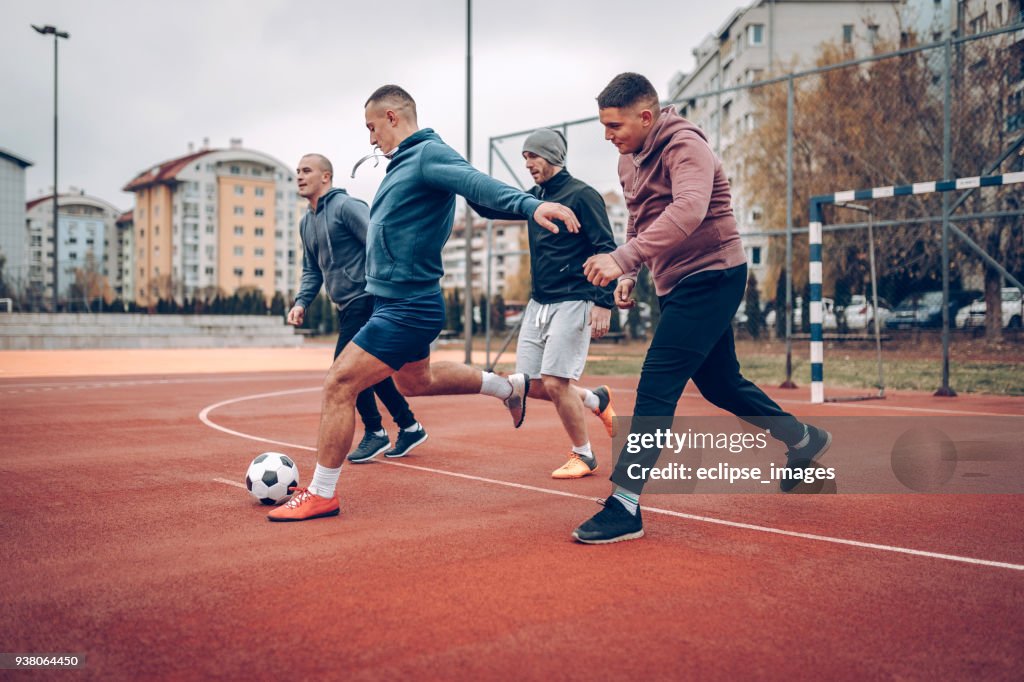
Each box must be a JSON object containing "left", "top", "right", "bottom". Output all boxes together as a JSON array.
[
  {"left": 255, "top": 187, "right": 265, "bottom": 197},
  {"left": 254, "top": 208, "right": 265, "bottom": 217},
  {"left": 751, "top": 246, "right": 762, "bottom": 265},
  {"left": 749, "top": 206, "right": 764, "bottom": 223},
  {"left": 234, "top": 185, "right": 245, "bottom": 195},
  {"left": 968, "top": 14, "right": 988, "bottom": 34},
  {"left": 234, "top": 226, "right": 244, "bottom": 235},
  {"left": 867, "top": 24, "right": 880, "bottom": 44},
  {"left": 230, "top": 165, "right": 241, "bottom": 175},
  {"left": 205, "top": 266, "right": 214, "bottom": 276},
  {"left": 254, "top": 227, "right": 264, "bottom": 237},
  {"left": 254, "top": 248, "right": 265, "bottom": 257},
  {"left": 234, "top": 246, "right": 244, "bottom": 256},
  {"left": 234, "top": 206, "right": 244, "bottom": 215},
  {"left": 275, "top": 230, "right": 283, "bottom": 239},
  {"left": 205, "top": 225, "right": 214, "bottom": 234},
  {"left": 254, "top": 268, "right": 265, "bottom": 277},
  {"left": 843, "top": 24, "right": 854, "bottom": 44},
  {"left": 233, "top": 267, "right": 243, "bottom": 277},
  {"left": 747, "top": 24, "right": 764, "bottom": 46}
]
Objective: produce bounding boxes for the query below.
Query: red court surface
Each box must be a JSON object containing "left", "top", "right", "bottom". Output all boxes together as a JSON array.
[{"left": 2, "top": 350, "right": 1022, "bottom": 680}]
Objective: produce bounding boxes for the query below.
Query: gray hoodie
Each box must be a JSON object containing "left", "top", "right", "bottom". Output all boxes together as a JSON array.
[{"left": 294, "top": 187, "right": 372, "bottom": 312}]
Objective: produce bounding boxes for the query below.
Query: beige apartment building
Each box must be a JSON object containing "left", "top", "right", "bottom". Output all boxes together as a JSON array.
[{"left": 123, "top": 140, "right": 303, "bottom": 306}]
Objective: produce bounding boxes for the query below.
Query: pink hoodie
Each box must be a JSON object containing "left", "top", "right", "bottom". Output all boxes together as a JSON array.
[{"left": 609, "top": 106, "right": 746, "bottom": 296}]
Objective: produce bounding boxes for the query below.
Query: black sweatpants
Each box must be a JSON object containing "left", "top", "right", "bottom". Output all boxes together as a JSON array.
[
  {"left": 335, "top": 296, "right": 416, "bottom": 433},
  {"left": 611, "top": 264, "right": 805, "bottom": 494}
]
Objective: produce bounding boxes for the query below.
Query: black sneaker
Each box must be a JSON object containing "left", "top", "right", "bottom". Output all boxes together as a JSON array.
[
  {"left": 347, "top": 431, "right": 391, "bottom": 463},
  {"left": 572, "top": 496, "right": 644, "bottom": 544},
  {"left": 780, "top": 425, "right": 833, "bottom": 492},
  {"left": 384, "top": 428, "right": 428, "bottom": 458}
]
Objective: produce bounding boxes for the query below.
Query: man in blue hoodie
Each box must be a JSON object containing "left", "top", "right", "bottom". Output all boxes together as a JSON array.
[
  {"left": 289, "top": 153, "right": 427, "bottom": 463},
  {"left": 269, "top": 85, "right": 581, "bottom": 522}
]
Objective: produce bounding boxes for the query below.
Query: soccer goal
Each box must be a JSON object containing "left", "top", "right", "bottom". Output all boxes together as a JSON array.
[{"left": 808, "top": 171, "right": 1024, "bottom": 404}]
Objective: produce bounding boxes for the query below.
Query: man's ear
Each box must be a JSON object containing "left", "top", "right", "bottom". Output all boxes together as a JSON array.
[
  {"left": 386, "top": 109, "right": 399, "bottom": 126},
  {"left": 640, "top": 108, "right": 655, "bottom": 126}
]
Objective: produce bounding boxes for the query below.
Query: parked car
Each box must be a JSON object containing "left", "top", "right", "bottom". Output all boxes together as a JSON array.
[
  {"left": 765, "top": 296, "right": 834, "bottom": 330},
  {"left": 838, "top": 294, "right": 893, "bottom": 332},
  {"left": 955, "top": 287, "right": 1024, "bottom": 329},
  {"left": 886, "top": 290, "right": 981, "bottom": 329}
]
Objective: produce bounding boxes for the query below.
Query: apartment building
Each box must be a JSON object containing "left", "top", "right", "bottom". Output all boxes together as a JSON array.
[
  {"left": 122, "top": 140, "right": 303, "bottom": 306},
  {"left": 25, "top": 190, "right": 123, "bottom": 306},
  {"left": 0, "top": 148, "right": 33, "bottom": 289},
  {"left": 443, "top": 218, "right": 527, "bottom": 295},
  {"left": 667, "top": 0, "right": 902, "bottom": 283}
]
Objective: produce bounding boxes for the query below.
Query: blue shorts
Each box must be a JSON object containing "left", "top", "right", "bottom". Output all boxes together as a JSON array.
[{"left": 352, "top": 291, "right": 446, "bottom": 370}]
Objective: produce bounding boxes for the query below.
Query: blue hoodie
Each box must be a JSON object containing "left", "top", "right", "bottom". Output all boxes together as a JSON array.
[{"left": 365, "top": 128, "right": 542, "bottom": 299}]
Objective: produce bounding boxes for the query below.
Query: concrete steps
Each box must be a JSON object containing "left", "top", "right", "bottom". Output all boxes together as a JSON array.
[{"left": 0, "top": 313, "right": 304, "bottom": 350}]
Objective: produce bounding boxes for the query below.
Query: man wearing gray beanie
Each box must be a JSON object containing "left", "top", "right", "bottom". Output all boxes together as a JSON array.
[{"left": 471, "top": 128, "right": 619, "bottom": 480}]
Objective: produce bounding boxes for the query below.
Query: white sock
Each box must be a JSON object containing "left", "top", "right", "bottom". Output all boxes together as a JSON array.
[
  {"left": 792, "top": 425, "right": 810, "bottom": 449},
  {"left": 582, "top": 390, "right": 599, "bottom": 411},
  {"left": 613, "top": 485, "right": 639, "bottom": 515},
  {"left": 371, "top": 429, "right": 386, "bottom": 437},
  {"left": 402, "top": 422, "right": 422, "bottom": 432},
  {"left": 310, "top": 463, "right": 342, "bottom": 498},
  {"left": 480, "top": 371, "right": 512, "bottom": 400},
  {"left": 572, "top": 443, "right": 594, "bottom": 460}
]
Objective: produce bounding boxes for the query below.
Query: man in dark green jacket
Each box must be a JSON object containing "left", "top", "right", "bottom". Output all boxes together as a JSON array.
[{"left": 472, "top": 129, "right": 618, "bottom": 480}]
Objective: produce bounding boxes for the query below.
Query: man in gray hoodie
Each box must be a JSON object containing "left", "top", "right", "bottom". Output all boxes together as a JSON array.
[
  {"left": 576, "top": 73, "right": 832, "bottom": 544},
  {"left": 289, "top": 153, "right": 427, "bottom": 463}
]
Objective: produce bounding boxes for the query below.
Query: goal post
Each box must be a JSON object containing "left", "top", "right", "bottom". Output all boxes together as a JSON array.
[{"left": 808, "top": 171, "right": 1024, "bottom": 404}]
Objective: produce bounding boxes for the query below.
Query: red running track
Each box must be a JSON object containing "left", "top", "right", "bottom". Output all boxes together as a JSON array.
[{"left": 1, "top": 371, "right": 1023, "bottom": 680}]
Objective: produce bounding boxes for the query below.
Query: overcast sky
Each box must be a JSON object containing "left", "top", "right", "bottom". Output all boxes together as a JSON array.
[{"left": 4, "top": 0, "right": 741, "bottom": 211}]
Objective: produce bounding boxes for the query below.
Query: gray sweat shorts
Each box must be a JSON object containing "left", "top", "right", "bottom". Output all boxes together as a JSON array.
[{"left": 516, "top": 298, "right": 593, "bottom": 381}]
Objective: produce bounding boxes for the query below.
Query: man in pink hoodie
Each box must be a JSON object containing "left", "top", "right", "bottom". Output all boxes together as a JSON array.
[{"left": 574, "top": 72, "right": 832, "bottom": 544}]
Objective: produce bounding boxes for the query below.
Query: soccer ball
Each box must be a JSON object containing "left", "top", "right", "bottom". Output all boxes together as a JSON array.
[{"left": 245, "top": 452, "right": 300, "bottom": 505}]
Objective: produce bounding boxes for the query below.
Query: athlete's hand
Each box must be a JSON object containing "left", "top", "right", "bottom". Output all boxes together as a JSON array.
[
  {"left": 583, "top": 253, "right": 624, "bottom": 287},
  {"left": 590, "top": 306, "right": 611, "bottom": 339},
  {"left": 614, "top": 278, "right": 636, "bottom": 310},
  {"left": 533, "top": 202, "right": 580, "bottom": 234},
  {"left": 287, "top": 305, "right": 305, "bottom": 326}
]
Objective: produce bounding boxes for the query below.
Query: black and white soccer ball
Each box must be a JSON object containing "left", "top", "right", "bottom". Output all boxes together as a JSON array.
[{"left": 245, "top": 452, "right": 300, "bottom": 505}]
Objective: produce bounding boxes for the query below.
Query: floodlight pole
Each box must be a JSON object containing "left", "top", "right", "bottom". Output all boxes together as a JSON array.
[
  {"left": 463, "top": 0, "right": 474, "bottom": 364},
  {"left": 33, "top": 24, "right": 70, "bottom": 311}
]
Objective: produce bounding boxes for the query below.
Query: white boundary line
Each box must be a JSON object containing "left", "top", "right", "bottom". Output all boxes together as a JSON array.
[{"left": 199, "top": 388, "right": 1024, "bottom": 572}]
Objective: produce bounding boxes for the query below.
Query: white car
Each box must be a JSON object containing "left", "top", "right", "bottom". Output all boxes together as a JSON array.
[
  {"left": 955, "top": 287, "right": 1023, "bottom": 329},
  {"left": 839, "top": 295, "right": 892, "bottom": 331},
  {"left": 765, "top": 296, "right": 834, "bottom": 330}
]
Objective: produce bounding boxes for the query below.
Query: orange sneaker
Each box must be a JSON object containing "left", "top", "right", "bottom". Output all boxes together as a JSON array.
[
  {"left": 267, "top": 487, "right": 340, "bottom": 522},
  {"left": 592, "top": 385, "right": 617, "bottom": 437},
  {"left": 551, "top": 453, "right": 598, "bottom": 479}
]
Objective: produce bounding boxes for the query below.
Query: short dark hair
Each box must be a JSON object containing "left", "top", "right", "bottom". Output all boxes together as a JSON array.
[
  {"left": 597, "top": 73, "right": 659, "bottom": 109},
  {"left": 365, "top": 84, "right": 418, "bottom": 119}
]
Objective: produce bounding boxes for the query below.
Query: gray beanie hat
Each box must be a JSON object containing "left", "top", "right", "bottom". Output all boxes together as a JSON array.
[{"left": 522, "top": 128, "right": 567, "bottom": 167}]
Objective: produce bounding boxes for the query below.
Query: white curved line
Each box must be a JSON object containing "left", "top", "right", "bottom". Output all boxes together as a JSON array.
[{"left": 199, "top": 389, "right": 1024, "bottom": 572}]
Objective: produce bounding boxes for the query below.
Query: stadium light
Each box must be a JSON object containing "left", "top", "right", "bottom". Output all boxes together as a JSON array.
[{"left": 32, "top": 24, "right": 70, "bottom": 311}]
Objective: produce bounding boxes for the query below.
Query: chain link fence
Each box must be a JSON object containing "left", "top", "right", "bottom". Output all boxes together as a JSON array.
[{"left": 484, "top": 21, "right": 1024, "bottom": 395}]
